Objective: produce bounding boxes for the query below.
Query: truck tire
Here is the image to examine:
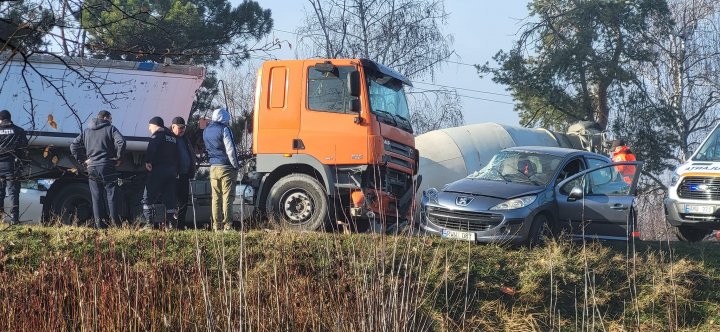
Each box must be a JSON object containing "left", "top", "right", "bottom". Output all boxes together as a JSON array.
[
  {"left": 265, "top": 174, "right": 328, "bottom": 231},
  {"left": 50, "top": 183, "right": 93, "bottom": 226},
  {"left": 674, "top": 225, "right": 711, "bottom": 242}
]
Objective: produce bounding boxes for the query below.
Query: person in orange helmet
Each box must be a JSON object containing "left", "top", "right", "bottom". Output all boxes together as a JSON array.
[{"left": 610, "top": 139, "right": 637, "bottom": 184}]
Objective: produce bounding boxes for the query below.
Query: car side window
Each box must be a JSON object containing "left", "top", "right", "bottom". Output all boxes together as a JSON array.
[
  {"left": 557, "top": 158, "right": 586, "bottom": 194},
  {"left": 586, "top": 158, "right": 609, "bottom": 169},
  {"left": 586, "top": 165, "right": 631, "bottom": 196}
]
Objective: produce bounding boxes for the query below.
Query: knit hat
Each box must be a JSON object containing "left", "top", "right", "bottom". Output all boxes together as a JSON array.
[
  {"left": 171, "top": 116, "right": 186, "bottom": 125},
  {"left": 148, "top": 116, "right": 164, "bottom": 127},
  {"left": 0, "top": 110, "right": 10, "bottom": 121}
]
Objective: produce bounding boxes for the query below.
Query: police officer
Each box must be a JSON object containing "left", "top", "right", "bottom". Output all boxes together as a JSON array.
[
  {"left": 142, "top": 117, "right": 179, "bottom": 228},
  {"left": 0, "top": 110, "right": 28, "bottom": 225},
  {"left": 70, "top": 110, "right": 126, "bottom": 228},
  {"left": 171, "top": 116, "right": 196, "bottom": 227}
]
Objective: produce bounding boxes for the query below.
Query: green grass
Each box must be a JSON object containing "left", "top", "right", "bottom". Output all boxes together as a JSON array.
[{"left": 0, "top": 225, "right": 718, "bottom": 331}]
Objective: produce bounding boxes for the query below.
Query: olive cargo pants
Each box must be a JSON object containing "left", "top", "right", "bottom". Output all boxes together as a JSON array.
[{"left": 210, "top": 165, "right": 237, "bottom": 230}]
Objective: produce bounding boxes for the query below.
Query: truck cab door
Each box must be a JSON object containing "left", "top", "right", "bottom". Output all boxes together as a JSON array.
[
  {"left": 555, "top": 162, "right": 643, "bottom": 240},
  {"left": 298, "top": 61, "right": 369, "bottom": 166}
]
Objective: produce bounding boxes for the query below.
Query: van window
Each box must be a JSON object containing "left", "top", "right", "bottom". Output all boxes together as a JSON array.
[{"left": 694, "top": 126, "right": 720, "bottom": 161}]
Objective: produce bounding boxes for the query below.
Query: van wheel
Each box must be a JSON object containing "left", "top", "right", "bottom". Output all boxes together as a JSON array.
[
  {"left": 49, "top": 183, "right": 93, "bottom": 226},
  {"left": 266, "top": 174, "right": 328, "bottom": 231},
  {"left": 675, "top": 225, "right": 711, "bottom": 242},
  {"left": 526, "top": 214, "right": 551, "bottom": 248}
]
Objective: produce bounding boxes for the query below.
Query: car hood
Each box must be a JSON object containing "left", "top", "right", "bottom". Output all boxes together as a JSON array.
[{"left": 443, "top": 178, "right": 545, "bottom": 200}]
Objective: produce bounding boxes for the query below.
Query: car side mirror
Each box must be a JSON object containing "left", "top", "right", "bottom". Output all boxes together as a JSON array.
[{"left": 567, "top": 186, "right": 584, "bottom": 202}]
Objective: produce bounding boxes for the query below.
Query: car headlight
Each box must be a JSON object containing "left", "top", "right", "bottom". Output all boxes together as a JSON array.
[
  {"left": 669, "top": 172, "right": 680, "bottom": 187},
  {"left": 489, "top": 195, "right": 537, "bottom": 210},
  {"left": 423, "top": 187, "right": 439, "bottom": 203}
]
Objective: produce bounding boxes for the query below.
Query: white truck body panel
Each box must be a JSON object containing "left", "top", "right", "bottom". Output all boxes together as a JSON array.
[{"left": 0, "top": 54, "right": 205, "bottom": 150}]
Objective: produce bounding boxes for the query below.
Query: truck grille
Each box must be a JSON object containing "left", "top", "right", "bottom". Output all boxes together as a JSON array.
[
  {"left": 677, "top": 176, "right": 720, "bottom": 200},
  {"left": 384, "top": 139, "right": 414, "bottom": 158},
  {"left": 426, "top": 206, "right": 503, "bottom": 232}
]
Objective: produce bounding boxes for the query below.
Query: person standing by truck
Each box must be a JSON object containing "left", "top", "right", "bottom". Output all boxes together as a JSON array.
[
  {"left": 142, "top": 117, "right": 179, "bottom": 228},
  {"left": 171, "top": 116, "right": 196, "bottom": 227},
  {"left": 610, "top": 139, "right": 637, "bottom": 184},
  {"left": 70, "top": 110, "right": 126, "bottom": 228},
  {"left": 203, "top": 108, "right": 239, "bottom": 231},
  {"left": 0, "top": 110, "right": 28, "bottom": 225}
]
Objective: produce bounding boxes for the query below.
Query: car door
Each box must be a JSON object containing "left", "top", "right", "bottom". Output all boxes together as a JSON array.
[{"left": 555, "top": 162, "right": 643, "bottom": 240}]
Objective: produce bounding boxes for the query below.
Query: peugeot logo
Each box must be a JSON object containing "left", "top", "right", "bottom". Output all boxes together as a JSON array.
[{"left": 456, "top": 196, "right": 474, "bottom": 206}]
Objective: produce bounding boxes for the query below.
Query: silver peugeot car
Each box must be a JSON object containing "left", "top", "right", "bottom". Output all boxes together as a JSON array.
[{"left": 420, "top": 146, "right": 642, "bottom": 246}]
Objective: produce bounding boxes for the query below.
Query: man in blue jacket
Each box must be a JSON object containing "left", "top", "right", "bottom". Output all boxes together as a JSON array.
[
  {"left": 70, "top": 110, "right": 126, "bottom": 228},
  {"left": 202, "top": 108, "right": 238, "bottom": 231}
]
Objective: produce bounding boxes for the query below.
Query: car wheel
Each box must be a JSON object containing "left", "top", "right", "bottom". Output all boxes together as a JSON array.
[
  {"left": 526, "top": 213, "right": 551, "bottom": 248},
  {"left": 674, "top": 225, "right": 711, "bottom": 242},
  {"left": 265, "top": 174, "right": 328, "bottom": 231}
]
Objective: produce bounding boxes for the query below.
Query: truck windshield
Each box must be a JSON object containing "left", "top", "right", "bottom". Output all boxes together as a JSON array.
[
  {"left": 694, "top": 126, "right": 720, "bottom": 161},
  {"left": 467, "top": 151, "right": 564, "bottom": 186},
  {"left": 368, "top": 76, "right": 412, "bottom": 133}
]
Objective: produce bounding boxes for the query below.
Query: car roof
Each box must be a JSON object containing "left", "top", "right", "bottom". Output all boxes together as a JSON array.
[{"left": 504, "top": 146, "right": 609, "bottom": 160}]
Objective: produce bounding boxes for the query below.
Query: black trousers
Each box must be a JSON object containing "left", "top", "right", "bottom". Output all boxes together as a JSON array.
[
  {"left": 0, "top": 162, "right": 20, "bottom": 224},
  {"left": 87, "top": 164, "right": 120, "bottom": 228},
  {"left": 176, "top": 173, "right": 191, "bottom": 226},
  {"left": 142, "top": 166, "right": 177, "bottom": 224}
]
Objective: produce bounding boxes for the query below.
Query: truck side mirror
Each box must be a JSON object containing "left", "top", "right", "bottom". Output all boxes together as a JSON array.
[{"left": 348, "top": 71, "right": 361, "bottom": 98}]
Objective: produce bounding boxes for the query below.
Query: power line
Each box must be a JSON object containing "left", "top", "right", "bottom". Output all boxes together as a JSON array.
[
  {"left": 413, "top": 81, "right": 511, "bottom": 97},
  {"left": 412, "top": 87, "right": 515, "bottom": 105}
]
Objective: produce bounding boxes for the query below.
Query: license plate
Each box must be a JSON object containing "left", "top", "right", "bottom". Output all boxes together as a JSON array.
[
  {"left": 684, "top": 204, "right": 715, "bottom": 214},
  {"left": 441, "top": 229, "right": 476, "bottom": 241}
]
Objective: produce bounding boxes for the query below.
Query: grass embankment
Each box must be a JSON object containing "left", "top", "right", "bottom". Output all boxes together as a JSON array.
[{"left": 0, "top": 226, "right": 718, "bottom": 331}]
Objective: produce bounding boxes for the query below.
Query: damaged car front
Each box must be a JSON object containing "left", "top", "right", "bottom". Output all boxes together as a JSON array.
[{"left": 420, "top": 148, "right": 566, "bottom": 245}]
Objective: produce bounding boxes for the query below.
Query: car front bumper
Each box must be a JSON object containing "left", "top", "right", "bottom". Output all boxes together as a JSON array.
[{"left": 420, "top": 205, "right": 538, "bottom": 244}]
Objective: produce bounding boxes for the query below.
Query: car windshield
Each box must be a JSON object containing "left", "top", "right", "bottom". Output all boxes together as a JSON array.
[
  {"left": 693, "top": 125, "right": 720, "bottom": 161},
  {"left": 467, "top": 150, "right": 564, "bottom": 185},
  {"left": 368, "top": 75, "right": 412, "bottom": 133}
]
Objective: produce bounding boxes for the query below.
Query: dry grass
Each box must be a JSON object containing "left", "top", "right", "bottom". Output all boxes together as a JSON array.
[{"left": 0, "top": 225, "right": 718, "bottom": 331}]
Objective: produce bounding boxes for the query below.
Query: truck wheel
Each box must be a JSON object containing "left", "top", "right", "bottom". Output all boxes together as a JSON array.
[
  {"left": 674, "top": 225, "right": 711, "bottom": 242},
  {"left": 266, "top": 174, "right": 328, "bottom": 231},
  {"left": 50, "top": 183, "right": 93, "bottom": 226}
]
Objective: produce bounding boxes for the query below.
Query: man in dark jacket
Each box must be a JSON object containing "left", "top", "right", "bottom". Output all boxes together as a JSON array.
[
  {"left": 171, "top": 116, "right": 197, "bottom": 227},
  {"left": 70, "top": 110, "right": 126, "bottom": 228},
  {"left": 142, "top": 116, "right": 179, "bottom": 228},
  {"left": 203, "top": 107, "right": 239, "bottom": 231},
  {"left": 0, "top": 110, "right": 28, "bottom": 225}
]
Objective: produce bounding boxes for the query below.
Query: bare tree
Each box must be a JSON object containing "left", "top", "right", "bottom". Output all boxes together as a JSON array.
[
  {"left": 648, "top": 0, "right": 720, "bottom": 162},
  {"left": 298, "top": 0, "right": 463, "bottom": 134}
]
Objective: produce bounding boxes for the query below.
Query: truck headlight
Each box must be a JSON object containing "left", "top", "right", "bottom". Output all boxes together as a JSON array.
[
  {"left": 490, "top": 195, "right": 537, "bottom": 210},
  {"left": 423, "top": 187, "right": 439, "bottom": 203},
  {"left": 669, "top": 172, "right": 680, "bottom": 187}
]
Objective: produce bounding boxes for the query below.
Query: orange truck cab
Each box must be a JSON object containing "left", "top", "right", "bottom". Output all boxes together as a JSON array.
[{"left": 244, "top": 58, "right": 420, "bottom": 231}]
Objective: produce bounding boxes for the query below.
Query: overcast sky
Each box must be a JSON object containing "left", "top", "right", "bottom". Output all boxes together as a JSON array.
[{"left": 234, "top": 0, "right": 530, "bottom": 126}]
